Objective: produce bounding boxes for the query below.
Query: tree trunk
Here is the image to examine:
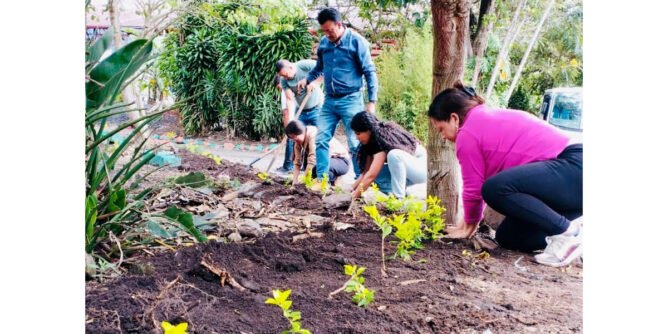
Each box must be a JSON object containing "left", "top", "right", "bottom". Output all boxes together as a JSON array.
[
  {"left": 429, "top": 0, "right": 471, "bottom": 226},
  {"left": 471, "top": 0, "right": 496, "bottom": 88},
  {"left": 503, "top": 0, "right": 556, "bottom": 104},
  {"left": 484, "top": 0, "right": 527, "bottom": 100}
]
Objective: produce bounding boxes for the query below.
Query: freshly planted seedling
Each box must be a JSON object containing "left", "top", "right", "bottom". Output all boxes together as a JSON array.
[
  {"left": 330, "top": 264, "right": 375, "bottom": 308},
  {"left": 319, "top": 174, "right": 329, "bottom": 197},
  {"left": 422, "top": 195, "right": 446, "bottom": 240},
  {"left": 301, "top": 170, "right": 315, "bottom": 189},
  {"left": 257, "top": 172, "right": 272, "bottom": 185},
  {"left": 383, "top": 194, "right": 404, "bottom": 213},
  {"left": 161, "top": 321, "right": 188, "bottom": 334},
  {"left": 334, "top": 185, "right": 344, "bottom": 194},
  {"left": 265, "top": 289, "right": 311, "bottom": 334},
  {"left": 364, "top": 204, "right": 393, "bottom": 277},
  {"left": 389, "top": 213, "right": 424, "bottom": 261}
]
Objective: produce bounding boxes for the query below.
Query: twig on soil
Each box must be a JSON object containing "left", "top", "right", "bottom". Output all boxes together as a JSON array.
[
  {"left": 328, "top": 284, "right": 348, "bottom": 299},
  {"left": 146, "top": 276, "right": 181, "bottom": 329},
  {"left": 155, "top": 239, "right": 176, "bottom": 251},
  {"left": 200, "top": 258, "right": 247, "bottom": 292},
  {"left": 399, "top": 279, "right": 427, "bottom": 286},
  {"left": 109, "top": 232, "right": 124, "bottom": 269},
  {"left": 509, "top": 314, "right": 538, "bottom": 326}
]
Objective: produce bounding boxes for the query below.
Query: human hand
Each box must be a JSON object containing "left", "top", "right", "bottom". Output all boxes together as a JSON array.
[
  {"left": 366, "top": 102, "right": 376, "bottom": 113},
  {"left": 297, "top": 79, "right": 307, "bottom": 93},
  {"left": 445, "top": 219, "right": 479, "bottom": 239}
]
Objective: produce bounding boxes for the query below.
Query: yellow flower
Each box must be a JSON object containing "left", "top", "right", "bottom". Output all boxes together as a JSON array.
[
  {"left": 161, "top": 321, "right": 188, "bottom": 334},
  {"left": 569, "top": 59, "right": 579, "bottom": 67}
]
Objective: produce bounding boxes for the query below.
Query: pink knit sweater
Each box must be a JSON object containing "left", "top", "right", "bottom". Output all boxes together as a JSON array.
[{"left": 456, "top": 104, "right": 570, "bottom": 223}]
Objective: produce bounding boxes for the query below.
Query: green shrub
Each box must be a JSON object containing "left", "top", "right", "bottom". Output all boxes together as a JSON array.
[
  {"left": 375, "top": 24, "right": 432, "bottom": 143},
  {"left": 158, "top": 0, "right": 313, "bottom": 139}
]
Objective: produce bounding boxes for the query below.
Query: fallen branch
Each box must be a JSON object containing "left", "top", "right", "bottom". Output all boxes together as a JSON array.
[
  {"left": 146, "top": 276, "right": 181, "bottom": 329},
  {"left": 399, "top": 279, "right": 427, "bottom": 286},
  {"left": 200, "top": 259, "right": 246, "bottom": 292}
]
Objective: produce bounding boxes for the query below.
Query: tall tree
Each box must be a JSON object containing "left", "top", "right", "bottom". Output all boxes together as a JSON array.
[
  {"left": 503, "top": 0, "right": 556, "bottom": 104},
  {"left": 470, "top": 0, "right": 495, "bottom": 87},
  {"left": 428, "top": 0, "right": 471, "bottom": 225},
  {"left": 484, "top": 0, "right": 527, "bottom": 100}
]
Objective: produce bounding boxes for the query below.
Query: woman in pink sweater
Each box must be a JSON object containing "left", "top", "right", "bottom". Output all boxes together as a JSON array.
[{"left": 428, "top": 83, "right": 582, "bottom": 267}]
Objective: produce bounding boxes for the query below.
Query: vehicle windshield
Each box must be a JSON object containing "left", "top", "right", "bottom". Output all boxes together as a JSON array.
[{"left": 548, "top": 91, "right": 582, "bottom": 131}]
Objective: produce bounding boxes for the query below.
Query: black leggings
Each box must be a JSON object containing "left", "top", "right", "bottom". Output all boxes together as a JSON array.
[{"left": 482, "top": 144, "right": 583, "bottom": 252}]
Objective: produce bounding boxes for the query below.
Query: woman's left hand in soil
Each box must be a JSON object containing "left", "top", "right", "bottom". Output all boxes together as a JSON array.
[{"left": 445, "top": 219, "right": 479, "bottom": 239}]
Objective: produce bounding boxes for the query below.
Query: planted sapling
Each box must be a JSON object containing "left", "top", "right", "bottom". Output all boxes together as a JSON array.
[
  {"left": 363, "top": 204, "right": 392, "bottom": 277},
  {"left": 422, "top": 195, "right": 446, "bottom": 240},
  {"left": 301, "top": 169, "right": 315, "bottom": 189},
  {"left": 389, "top": 213, "right": 424, "bottom": 261},
  {"left": 329, "top": 264, "right": 375, "bottom": 307},
  {"left": 265, "top": 289, "right": 312, "bottom": 334},
  {"left": 257, "top": 172, "right": 272, "bottom": 185}
]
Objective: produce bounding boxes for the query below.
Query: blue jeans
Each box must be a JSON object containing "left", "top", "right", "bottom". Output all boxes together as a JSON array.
[
  {"left": 282, "top": 106, "right": 320, "bottom": 170},
  {"left": 315, "top": 92, "right": 364, "bottom": 179},
  {"left": 374, "top": 145, "right": 427, "bottom": 198}
]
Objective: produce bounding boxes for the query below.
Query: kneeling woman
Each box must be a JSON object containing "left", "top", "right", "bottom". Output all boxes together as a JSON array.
[
  {"left": 350, "top": 112, "right": 427, "bottom": 199},
  {"left": 428, "top": 83, "right": 582, "bottom": 267},
  {"left": 285, "top": 120, "right": 350, "bottom": 187}
]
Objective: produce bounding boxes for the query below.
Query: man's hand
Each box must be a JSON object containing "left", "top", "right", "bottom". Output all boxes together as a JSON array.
[
  {"left": 445, "top": 218, "right": 479, "bottom": 239},
  {"left": 366, "top": 102, "right": 376, "bottom": 113},
  {"left": 306, "top": 82, "right": 317, "bottom": 94},
  {"left": 297, "top": 79, "right": 308, "bottom": 93}
]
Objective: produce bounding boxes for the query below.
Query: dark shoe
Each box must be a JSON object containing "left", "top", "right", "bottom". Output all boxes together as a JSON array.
[{"left": 275, "top": 166, "right": 293, "bottom": 173}]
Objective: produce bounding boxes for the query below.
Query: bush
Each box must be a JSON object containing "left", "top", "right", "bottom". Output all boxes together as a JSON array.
[
  {"left": 375, "top": 24, "right": 432, "bottom": 143},
  {"left": 158, "top": 0, "right": 313, "bottom": 139}
]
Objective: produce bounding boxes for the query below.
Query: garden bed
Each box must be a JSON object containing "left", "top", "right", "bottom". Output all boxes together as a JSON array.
[{"left": 86, "top": 152, "right": 582, "bottom": 334}]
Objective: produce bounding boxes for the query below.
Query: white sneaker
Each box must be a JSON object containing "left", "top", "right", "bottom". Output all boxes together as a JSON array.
[{"left": 534, "top": 221, "right": 583, "bottom": 267}]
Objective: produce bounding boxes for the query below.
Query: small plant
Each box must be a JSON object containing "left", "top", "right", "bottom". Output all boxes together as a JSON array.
[
  {"left": 319, "top": 174, "right": 329, "bottom": 197},
  {"left": 265, "top": 289, "right": 311, "bottom": 334},
  {"left": 329, "top": 264, "right": 375, "bottom": 307},
  {"left": 369, "top": 183, "right": 388, "bottom": 204},
  {"left": 301, "top": 169, "right": 315, "bottom": 189},
  {"left": 257, "top": 172, "right": 272, "bottom": 184},
  {"left": 334, "top": 185, "right": 344, "bottom": 194},
  {"left": 383, "top": 194, "right": 404, "bottom": 212},
  {"left": 389, "top": 213, "right": 424, "bottom": 261},
  {"left": 421, "top": 195, "right": 446, "bottom": 240},
  {"left": 363, "top": 204, "right": 393, "bottom": 276},
  {"left": 284, "top": 178, "right": 292, "bottom": 188},
  {"left": 161, "top": 321, "right": 188, "bottom": 334}
]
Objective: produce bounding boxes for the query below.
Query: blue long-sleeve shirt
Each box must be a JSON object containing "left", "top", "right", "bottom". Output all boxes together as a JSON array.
[{"left": 306, "top": 28, "right": 378, "bottom": 102}]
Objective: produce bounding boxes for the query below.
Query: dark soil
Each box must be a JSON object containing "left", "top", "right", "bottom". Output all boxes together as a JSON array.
[
  {"left": 86, "top": 225, "right": 581, "bottom": 333},
  {"left": 88, "top": 147, "right": 582, "bottom": 334}
]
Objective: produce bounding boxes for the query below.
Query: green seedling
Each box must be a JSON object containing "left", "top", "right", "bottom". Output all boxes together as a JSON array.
[
  {"left": 364, "top": 204, "right": 392, "bottom": 277},
  {"left": 370, "top": 183, "right": 388, "bottom": 204},
  {"left": 257, "top": 172, "right": 272, "bottom": 185},
  {"left": 334, "top": 185, "right": 344, "bottom": 194},
  {"left": 389, "top": 213, "right": 424, "bottom": 261},
  {"left": 383, "top": 194, "right": 404, "bottom": 212},
  {"left": 265, "top": 289, "right": 311, "bottom": 334},
  {"left": 301, "top": 170, "right": 315, "bottom": 189},
  {"left": 422, "top": 195, "right": 446, "bottom": 240},
  {"left": 161, "top": 321, "right": 188, "bottom": 334},
  {"left": 319, "top": 174, "right": 329, "bottom": 197},
  {"left": 284, "top": 178, "right": 292, "bottom": 188},
  {"left": 329, "top": 264, "right": 375, "bottom": 308}
]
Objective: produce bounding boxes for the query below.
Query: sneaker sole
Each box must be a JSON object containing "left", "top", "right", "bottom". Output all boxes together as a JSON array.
[{"left": 535, "top": 242, "right": 583, "bottom": 267}]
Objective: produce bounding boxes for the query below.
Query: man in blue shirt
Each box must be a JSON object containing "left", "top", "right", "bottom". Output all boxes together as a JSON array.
[{"left": 298, "top": 7, "right": 378, "bottom": 181}]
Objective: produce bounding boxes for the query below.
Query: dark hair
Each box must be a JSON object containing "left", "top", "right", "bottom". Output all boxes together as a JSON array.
[
  {"left": 273, "top": 74, "right": 281, "bottom": 87},
  {"left": 428, "top": 81, "right": 485, "bottom": 125},
  {"left": 275, "top": 59, "right": 289, "bottom": 73},
  {"left": 351, "top": 112, "right": 418, "bottom": 167},
  {"left": 317, "top": 8, "right": 342, "bottom": 25},
  {"left": 285, "top": 120, "right": 305, "bottom": 136}
]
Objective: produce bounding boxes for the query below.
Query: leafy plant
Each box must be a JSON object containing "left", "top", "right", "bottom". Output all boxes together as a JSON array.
[
  {"left": 265, "top": 289, "right": 312, "bottom": 334},
  {"left": 85, "top": 29, "right": 170, "bottom": 254},
  {"left": 257, "top": 172, "right": 272, "bottom": 184},
  {"left": 301, "top": 169, "right": 315, "bottom": 189},
  {"left": 364, "top": 204, "right": 393, "bottom": 276},
  {"left": 163, "top": 206, "right": 208, "bottom": 243},
  {"left": 161, "top": 321, "right": 188, "bottom": 334},
  {"left": 383, "top": 194, "right": 404, "bottom": 212},
  {"left": 319, "top": 174, "right": 329, "bottom": 197},
  {"left": 341, "top": 264, "right": 375, "bottom": 308},
  {"left": 388, "top": 213, "right": 424, "bottom": 261},
  {"left": 174, "top": 172, "right": 209, "bottom": 188},
  {"left": 421, "top": 195, "right": 446, "bottom": 240}
]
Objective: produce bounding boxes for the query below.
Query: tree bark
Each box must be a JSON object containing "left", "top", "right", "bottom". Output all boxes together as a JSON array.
[
  {"left": 429, "top": 0, "right": 471, "bottom": 226},
  {"left": 471, "top": 0, "right": 496, "bottom": 88},
  {"left": 503, "top": 0, "right": 556, "bottom": 104},
  {"left": 484, "top": 0, "right": 527, "bottom": 100}
]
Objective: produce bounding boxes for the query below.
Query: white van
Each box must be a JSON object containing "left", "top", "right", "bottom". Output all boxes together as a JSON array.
[{"left": 539, "top": 87, "right": 583, "bottom": 143}]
